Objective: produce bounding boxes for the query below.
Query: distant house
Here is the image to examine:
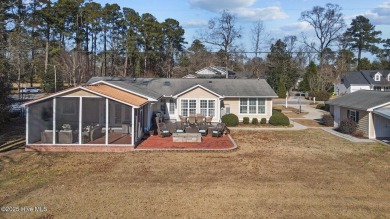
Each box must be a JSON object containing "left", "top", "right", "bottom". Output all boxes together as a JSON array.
[
  {"left": 23, "top": 77, "right": 277, "bottom": 151},
  {"left": 327, "top": 90, "right": 390, "bottom": 139},
  {"left": 183, "top": 66, "right": 237, "bottom": 79},
  {"left": 334, "top": 70, "right": 390, "bottom": 95}
]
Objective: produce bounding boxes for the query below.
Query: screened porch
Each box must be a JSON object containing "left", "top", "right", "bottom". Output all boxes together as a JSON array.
[{"left": 26, "top": 95, "right": 147, "bottom": 146}]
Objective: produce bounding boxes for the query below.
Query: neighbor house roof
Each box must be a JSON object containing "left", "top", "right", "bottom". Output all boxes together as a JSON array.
[
  {"left": 86, "top": 77, "right": 278, "bottom": 98},
  {"left": 84, "top": 84, "right": 148, "bottom": 107},
  {"left": 340, "top": 70, "right": 390, "bottom": 88},
  {"left": 326, "top": 90, "right": 390, "bottom": 111}
]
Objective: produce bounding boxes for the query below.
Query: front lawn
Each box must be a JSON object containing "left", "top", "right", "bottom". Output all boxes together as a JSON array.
[{"left": 1, "top": 129, "right": 389, "bottom": 218}]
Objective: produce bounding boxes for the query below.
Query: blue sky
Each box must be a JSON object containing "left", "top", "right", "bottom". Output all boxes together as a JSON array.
[{"left": 96, "top": 0, "right": 390, "bottom": 55}]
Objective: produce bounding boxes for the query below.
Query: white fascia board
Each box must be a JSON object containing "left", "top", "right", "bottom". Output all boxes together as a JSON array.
[{"left": 367, "top": 102, "right": 390, "bottom": 111}]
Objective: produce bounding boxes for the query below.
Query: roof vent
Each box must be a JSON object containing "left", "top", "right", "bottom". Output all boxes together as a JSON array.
[
  {"left": 164, "top": 81, "right": 171, "bottom": 86},
  {"left": 209, "top": 81, "right": 212, "bottom": 83}
]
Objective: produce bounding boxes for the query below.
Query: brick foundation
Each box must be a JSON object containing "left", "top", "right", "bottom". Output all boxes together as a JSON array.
[{"left": 25, "top": 145, "right": 134, "bottom": 153}]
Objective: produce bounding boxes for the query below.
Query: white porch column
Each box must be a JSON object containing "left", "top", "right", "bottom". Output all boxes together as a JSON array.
[
  {"left": 79, "top": 97, "right": 83, "bottom": 144},
  {"left": 53, "top": 97, "right": 56, "bottom": 144},
  {"left": 105, "top": 98, "right": 109, "bottom": 145},
  {"left": 131, "top": 107, "right": 135, "bottom": 146},
  {"left": 368, "top": 112, "right": 375, "bottom": 139},
  {"left": 25, "top": 106, "right": 29, "bottom": 144}
]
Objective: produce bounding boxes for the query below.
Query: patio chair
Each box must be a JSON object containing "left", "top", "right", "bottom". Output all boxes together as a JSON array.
[
  {"left": 179, "top": 115, "right": 187, "bottom": 125},
  {"left": 157, "top": 123, "right": 171, "bottom": 137},
  {"left": 205, "top": 116, "right": 213, "bottom": 125},
  {"left": 188, "top": 114, "right": 196, "bottom": 125},
  {"left": 198, "top": 122, "right": 208, "bottom": 136},
  {"left": 176, "top": 122, "right": 185, "bottom": 133},
  {"left": 212, "top": 123, "right": 224, "bottom": 137},
  {"left": 196, "top": 114, "right": 204, "bottom": 124}
]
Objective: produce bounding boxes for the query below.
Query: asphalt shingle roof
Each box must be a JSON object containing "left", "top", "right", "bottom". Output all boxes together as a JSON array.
[
  {"left": 341, "top": 70, "right": 390, "bottom": 88},
  {"left": 86, "top": 77, "right": 278, "bottom": 99},
  {"left": 326, "top": 90, "right": 390, "bottom": 110}
]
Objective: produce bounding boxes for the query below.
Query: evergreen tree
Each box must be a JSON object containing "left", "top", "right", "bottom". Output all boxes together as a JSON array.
[
  {"left": 277, "top": 79, "right": 287, "bottom": 98},
  {"left": 300, "top": 61, "right": 317, "bottom": 92},
  {"left": 343, "top": 16, "right": 382, "bottom": 70}
]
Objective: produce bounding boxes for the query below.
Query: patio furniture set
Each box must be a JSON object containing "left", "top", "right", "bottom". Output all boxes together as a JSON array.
[
  {"left": 155, "top": 115, "right": 228, "bottom": 140},
  {"left": 40, "top": 123, "right": 104, "bottom": 144}
]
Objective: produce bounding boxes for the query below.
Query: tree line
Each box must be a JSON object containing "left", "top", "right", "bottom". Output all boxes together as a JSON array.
[{"left": 1, "top": 1, "right": 390, "bottom": 98}]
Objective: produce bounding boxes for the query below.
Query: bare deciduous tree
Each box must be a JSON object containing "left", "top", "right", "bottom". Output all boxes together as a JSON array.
[
  {"left": 251, "top": 20, "right": 266, "bottom": 58},
  {"left": 300, "top": 3, "right": 345, "bottom": 65},
  {"left": 200, "top": 10, "right": 241, "bottom": 77}
]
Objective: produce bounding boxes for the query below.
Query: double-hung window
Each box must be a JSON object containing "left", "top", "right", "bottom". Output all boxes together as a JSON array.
[
  {"left": 181, "top": 99, "right": 196, "bottom": 116},
  {"left": 240, "top": 98, "right": 266, "bottom": 114},
  {"left": 168, "top": 99, "right": 175, "bottom": 114},
  {"left": 348, "top": 110, "right": 359, "bottom": 122},
  {"left": 200, "top": 100, "right": 215, "bottom": 117}
]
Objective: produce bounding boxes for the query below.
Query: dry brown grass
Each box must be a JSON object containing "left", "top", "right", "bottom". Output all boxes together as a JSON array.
[
  {"left": 1, "top": 129, "right": 390, "bottom": 218},
  {"left": 293, "top": 119, "right": 324, "bottom": 127}
]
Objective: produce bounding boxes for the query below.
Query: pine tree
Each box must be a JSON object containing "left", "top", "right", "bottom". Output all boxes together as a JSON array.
[{"left": 277, "top": 79, "right": 287, "bottom": 98}]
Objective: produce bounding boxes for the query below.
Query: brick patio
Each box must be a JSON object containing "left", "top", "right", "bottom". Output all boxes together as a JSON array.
[{"left": 136, "top": 134, "right": 235, "bottom": 150}]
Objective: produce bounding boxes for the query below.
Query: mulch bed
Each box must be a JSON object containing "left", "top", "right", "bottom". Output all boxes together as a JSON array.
[{"left": 136, "top": 134, "right": 234, "bottom": 150}]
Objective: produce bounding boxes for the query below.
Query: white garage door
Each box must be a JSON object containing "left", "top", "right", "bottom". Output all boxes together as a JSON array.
[{"left": 374, "top": 114, "right": 390, "bottom": 138}]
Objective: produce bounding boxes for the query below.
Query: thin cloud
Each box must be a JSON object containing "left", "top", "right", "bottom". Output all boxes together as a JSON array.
[
  {"left": 280, "top": 22, "right": 311, "bottom": 32},
  {"left": 235, "top": 7, "right": 288, "bottom": 21},
  {"left": 182, "top": 19, "right": 208, "bottom": 28},
  {"left": 189, "top": 0, "right": 256, "bottom": 11},
  {"left": 355, "top": 1, "right": 390, "bottom": 25}
]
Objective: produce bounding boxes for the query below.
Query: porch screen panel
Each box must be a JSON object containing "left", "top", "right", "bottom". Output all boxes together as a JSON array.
[
  {"left": 56, "top": 97, "right": 80, "bottom": 144},
  {"left": 81, "top": 98, "right": 105, "bottom": 144},
  {"left": 28, "top": 99, "right": 53, "bottom": 144},
  {"left": 108, "top": 100, "right": 132, "bottom": 145}
]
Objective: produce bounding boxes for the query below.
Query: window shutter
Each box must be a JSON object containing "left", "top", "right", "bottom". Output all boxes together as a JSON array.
[
  {"left": 356, "top": 111, "right": 359, "bottom": 122},
  {"left": 347, "top": 109, "right": 350, "bottom": 119}
]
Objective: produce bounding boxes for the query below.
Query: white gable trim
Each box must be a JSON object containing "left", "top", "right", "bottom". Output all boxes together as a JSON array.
[
  {"left": 367, "top": 101, "right": 390, "bottom": 111},
  {"left": 90, "top": 80, "right": 158, "bottom": 101},
  {"left": 22, "top": 86, "right": 82, "bottom": 106},
  {"left": 173, "top": 84, "right": 223, "bottom": 98},
  {"left": 23, "top": 86, "right": 143, "bottom": 108}
]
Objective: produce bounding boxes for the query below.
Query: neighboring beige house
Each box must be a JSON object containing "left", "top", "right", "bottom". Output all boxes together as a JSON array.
[
  {"left": 23, "top": 77, "right": 277, "bottom": 150},
  {"left": 327, "top": 90, "right": 390, "bottom": 139}
]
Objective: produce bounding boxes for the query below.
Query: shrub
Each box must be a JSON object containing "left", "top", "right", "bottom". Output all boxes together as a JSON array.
[
  {"left": 221, "top": 113, "right": 239, "bottom": 127},
  {"left": 316, "top": 104, "right": 330, "bottom": 111},
  {"left": 322, "top": 114, "right": 334, "bottom": 127},
  {"left": 252, "top": 118, "right": 258, "bottom": 124},
  {"left": 269, "top": 109, "right": 290, "bottom": 126},
  {"left": 260, "top": 118, "right": 267, "bottom": 124},
  {"left": 309, "top": 91, "right": 331, "bottom": 101},
  {"left": 243, "top": 117, "right": 249, "bottom": 124},
  {"left": 338, "top": 119, "right": 357, "bottom": 134}
]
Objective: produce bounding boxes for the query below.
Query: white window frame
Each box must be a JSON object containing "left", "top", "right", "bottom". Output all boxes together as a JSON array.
[
  {"left": 349, "top": 110, "right": 357, "bottom": 122},
  {"left": 168, "top": 99, "right": 175, "bottom": 115},
  {"left": 239, "top": 98, "right": 267, "bottom": 115},
  {"left": 180, "top": 98, "right": 197, "bottom": 116},
  {"left": 374, "top": 73, "right": 381, "bottom": 81},
  {"left": 199, "top": 98, "right": 216, "bottom": 117},
  {"left": 387, "top": 74, "right": 390, "bottom": 81}
]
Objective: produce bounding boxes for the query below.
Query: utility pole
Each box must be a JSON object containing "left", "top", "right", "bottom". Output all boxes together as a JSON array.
[{"left": 54, "top": 65, "right": 57, "bottom": 92}]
